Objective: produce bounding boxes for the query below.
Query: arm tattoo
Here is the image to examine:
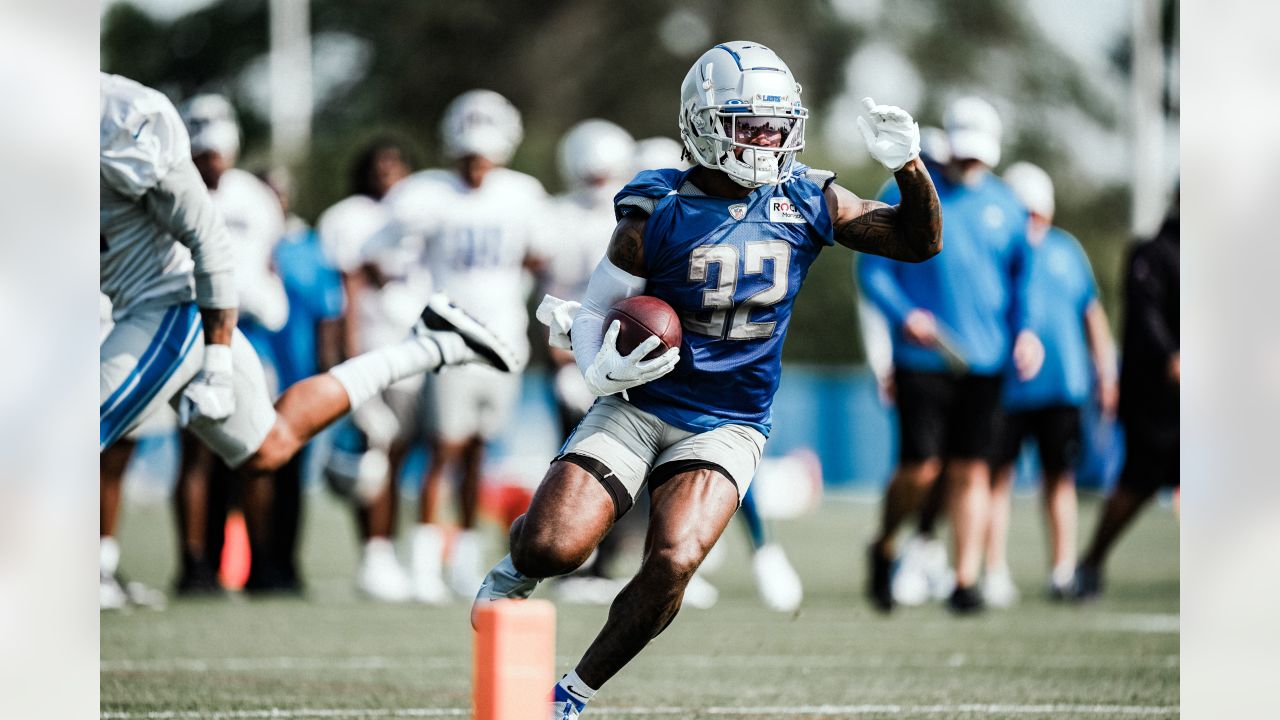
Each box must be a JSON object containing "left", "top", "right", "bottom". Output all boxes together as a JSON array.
[
  {"left": 834, "top": 159, "right": 942, "bottom": 262},
  {"left": 606, "top": 214, "right": 647, "bottom": 275}
]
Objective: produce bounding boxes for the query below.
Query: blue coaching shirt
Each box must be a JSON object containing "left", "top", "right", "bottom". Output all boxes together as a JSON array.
[
  {"left": 268, "top": 225, "right": 345, "bottom": 389},
  {"left": 614, "top": 164, "right": 835, "bottom": 436},
  {"left": 1003, "top": 226, "right": 1098, "bottom": 409},
  {"left": 859, "top": 167, "right": 1030, "bottom": 375}
]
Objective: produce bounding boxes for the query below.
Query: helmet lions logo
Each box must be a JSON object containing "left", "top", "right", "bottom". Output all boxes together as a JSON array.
[{"left": 729, "top": 204, "right": 747, "bottom": 220}]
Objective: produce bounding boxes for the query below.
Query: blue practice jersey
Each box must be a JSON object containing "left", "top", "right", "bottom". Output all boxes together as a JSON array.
[
  {"left": 859, "top": 167, "right": 1030, "bottom": 375},
  {"left": 1003, "top": 227, "right": 1098, "bottom": 409},
  {"left": 614, "top": 165, "right": 835, "bottom": 436},
  {"left": 268, "top": 226, "right": 345, "bottom": 389}
]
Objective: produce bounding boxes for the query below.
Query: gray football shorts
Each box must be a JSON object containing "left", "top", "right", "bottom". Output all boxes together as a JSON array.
[{"left": 557, "top": 395, "right": 766, "bottom": 519}]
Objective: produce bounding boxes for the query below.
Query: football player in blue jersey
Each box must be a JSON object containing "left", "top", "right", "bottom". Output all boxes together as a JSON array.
[{"left": 471, "top": 41, "right": 941, "bottom": 718}]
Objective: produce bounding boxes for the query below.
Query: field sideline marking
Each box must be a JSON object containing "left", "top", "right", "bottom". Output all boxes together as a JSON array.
[
  {"left": 101, "top": 703, "right": 1179, "bottom": 719},
  {"left": 101, "top": 652, "right": 1178, "bottom": 673}
]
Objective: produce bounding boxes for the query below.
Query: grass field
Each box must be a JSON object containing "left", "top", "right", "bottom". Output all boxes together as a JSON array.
[{"left": 102, "top": 490, "right": 1178, "bottom": 719}]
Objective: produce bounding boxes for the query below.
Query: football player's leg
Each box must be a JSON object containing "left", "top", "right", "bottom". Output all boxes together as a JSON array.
[
  {"left": 570, "top": 422, "right": 763, "bottom": 691},
  {"left": 943, "top": 374, "right": 1004, "bottom": 609},
  {"left": 1038, "top": 407, "right": 1082, "bottom": 593}
]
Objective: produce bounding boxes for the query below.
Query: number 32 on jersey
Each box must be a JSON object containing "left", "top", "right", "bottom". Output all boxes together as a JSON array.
[{"left": 685, "top": 240, "right": 790, "bottom": 340}]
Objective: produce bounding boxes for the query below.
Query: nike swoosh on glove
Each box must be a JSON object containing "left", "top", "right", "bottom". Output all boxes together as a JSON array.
[{"left": 582, "top": 320, "right": 679, "bottom": 398}]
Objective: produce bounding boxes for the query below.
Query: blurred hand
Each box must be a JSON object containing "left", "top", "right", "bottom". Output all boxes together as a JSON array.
[
  {"left": 902, "top": 309, "right": 938, "bottom": 347},
  {"left": 1168, "top": 352, "right": 1180, "bottom": 385},
  {"left": 178, "top": 344, "right": 235, "bottom": 426},
  {"left": 856, "top": 97, "right": 921, "bottom": 172},
  {"left": 1013, "top": 330, "right": 1045, "bottom": 381}
]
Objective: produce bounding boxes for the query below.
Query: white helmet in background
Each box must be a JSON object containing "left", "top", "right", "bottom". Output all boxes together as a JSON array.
[
  {"left": 678, "top": 41, "right": 808, "bottom": 188},
  {"left": 440, "top": 89, "right": 523, "bottom": 165},
  {"left": 918, "top": 126, "right": 951, "bottom": 166},
  {"left": 557, "top": 119, "right": 635, "bottom": 189},
  {"left": 1003, "top": 161, "right": 1055, "bottom": 219},
  {"left": 944, "top": 96, "right": 1002, "bottom": 167},
  {"left": 632, "top": 136, "right": 689, "bottom": 175},
  {"left": 180, "top": 93, "right": 240, "bottom": 160}
]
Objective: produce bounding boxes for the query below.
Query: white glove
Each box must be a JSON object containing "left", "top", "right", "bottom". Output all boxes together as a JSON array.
[
  {"left": 178, "top": 344, "right": 235, "bottom": 426},
  {"left": 582, "top": 320, "right": 680, "bottom": 398},
  {"left": 536, "top": 294, "right": 581, "bottom": 350},
  {"left": 856, "top": 97, "right": 921, "bottom": 172}
]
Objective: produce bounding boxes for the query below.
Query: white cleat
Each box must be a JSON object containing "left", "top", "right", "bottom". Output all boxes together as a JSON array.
[
  {"left": 471, "top": 554, "right": 541, "bottom": 630},
  {"left": 416, "top": 293, "right": 523, "bottom": 373},
  {"left": 100, "top": 573, "right": 128, "bottom": 611},
  {"left": 982, "top": 567, "right": 1020, "bottom": 609},
  {"left": 752, "top": 543, "right": 803, "bottom": 613},
  {"left": 411, "top": 525, "right": 451, "bottom": 605},
  {"left": 893, "top": 534, "right": 954, "bottom": 604},
  {"left": 682, "top": 572, "right": 719, "bottom": 610},
  {"left": 356, "top": 539, "right": 412, "bottom": 603}
]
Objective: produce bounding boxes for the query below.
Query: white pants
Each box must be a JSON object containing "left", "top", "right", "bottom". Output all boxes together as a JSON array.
[
  {"left": 421, "top": 365, "right": 520, "bottom": 442},
  {"left": 100, "top": 303, "right": 276, "bottom": 467}
]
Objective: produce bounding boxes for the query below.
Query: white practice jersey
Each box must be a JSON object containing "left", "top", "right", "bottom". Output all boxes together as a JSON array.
[
  {"left": 543, "top": 186, "right": 617, "bottom": 302},
  {"left": 211, "top": 168, "right": 288, "bottom": 330},
  {"left": 375, "top": 168, "right": 548, "bottom": 362},
  {"left": 317, "top": 194, "right": 432, "bottom": 352},
  {"left": 99, "top": 72, "right": 235, "bottom": 313}
]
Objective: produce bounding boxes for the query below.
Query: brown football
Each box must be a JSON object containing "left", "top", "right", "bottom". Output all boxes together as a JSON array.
[{"left": 603, "top": 296, "right": 683, "bottom": 360}]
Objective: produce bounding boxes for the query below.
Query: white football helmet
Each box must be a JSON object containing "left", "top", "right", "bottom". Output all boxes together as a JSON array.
[
  {"left": 557, "top": 119, "right": 635, "bottom": 189},
  {"left": 441, "top": 89, "right": 523, "bottom": 165},
  {"left": 677, "top": 41, "right": 808, "bottom": 188},
  {"left": 1003, "top": 161, "right": 1055, "bottom": 219},
  {"left": 179, "top": 93, "right": 240, "bottom": 159}
]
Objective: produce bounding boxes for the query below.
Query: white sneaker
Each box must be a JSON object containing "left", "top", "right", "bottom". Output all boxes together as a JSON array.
[
  {"left": 682, "top": 572, "right": 719, "bottom": 609},
  {"left": 891, "top": 536, "right": 931, "bottom": 606},
  {"left": 556, "top": 576, "right": 624, "bottom": 605},
  {"left": 100, "top": 573, "right": 128, "bottom": 611},
  {"left": 982, "top": 567, "right": 1020, "bottom": 609},
  {"left": 411, "top": 525, "right": 450, "bottom": 604},
  {"left": 471, "top": 554, "right": 541, "bottom": 629},
  {"left": 357, "top": 538, "right": 412, "bottom": 603},
  {"left": 916, "top": 535, "right": 956, "bottom": 601},
  {"left": 417, "top": 293, "right": 523, "bottom": 373},
  {"left": 447, "top": 529, "right": 487, "bottom": 598},
  {"left": 752, "top": 543, "right": 803, "bottom": 612}
]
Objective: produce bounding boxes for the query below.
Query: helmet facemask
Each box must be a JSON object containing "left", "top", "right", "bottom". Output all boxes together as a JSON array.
[{"left": 683, "top": 97, "right": 807, "bottom": 188}]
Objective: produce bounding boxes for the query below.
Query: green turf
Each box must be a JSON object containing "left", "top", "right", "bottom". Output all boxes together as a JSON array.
[{"left": 102, "top": 490, "right": 1178, "bottom": 719}]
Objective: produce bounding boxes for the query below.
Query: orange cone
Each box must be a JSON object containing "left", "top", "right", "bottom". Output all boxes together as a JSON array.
[
  {"left": 473, "top": 599, "right": 556, "bottom": 720},
  {"left": 219, "top": 510, "right": 251, "bottom": 590}
]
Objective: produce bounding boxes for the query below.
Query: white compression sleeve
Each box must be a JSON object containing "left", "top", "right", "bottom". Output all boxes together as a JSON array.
[{"left": 571, "top": 257, "right": 648, "bottom": 377}]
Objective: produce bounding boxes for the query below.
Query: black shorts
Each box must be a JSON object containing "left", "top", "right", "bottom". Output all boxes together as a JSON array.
[
  {"left": 894, "top": 369, "right": 1004, "bottom": 462},
  {"left": 991, "top": 405, "right": 1083, "bottom": 476},
  {"left": 1117, "top": 427, "right": 1180, "bottom": 493}
]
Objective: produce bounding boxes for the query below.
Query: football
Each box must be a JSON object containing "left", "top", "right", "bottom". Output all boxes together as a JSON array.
[{"left": 604, "top": 296, "right": 682, "bottom": 360}]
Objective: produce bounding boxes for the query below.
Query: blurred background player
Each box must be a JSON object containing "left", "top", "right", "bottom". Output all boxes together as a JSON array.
[
  {"left": 317, "top": 138, "right": 421, "bottom": 601},
  {"left": 173, "top": 93, "right": 292, "bottom": 594},
  {"left": 1073, "top": 192, "right": 1179, "bottom": 600},
  {"left": 369, "top": 90, "right": 549, "bottom": 602},
  {"left": 101, "top": 74, "right": 520, "bottom": 602},
  {"left": 257, "top": 167, "right": 347, "bottom": 592},
  {"left": 982, "top": 162, "right": 1118, "bottom": 607},
  {"left": 860, "top": 96, "right": 1043, "bottom": 613}
]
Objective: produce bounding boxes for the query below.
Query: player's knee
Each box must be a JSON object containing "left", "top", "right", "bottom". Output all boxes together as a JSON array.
[
  {"left": 239, "top": 422, "right": 298, "bottom": 474},
  {"left": 644, "top": 543, "right": 703, "bottom": 589},
  {"left": 511, "top": 526, "right": 588, "bottom": 579}
]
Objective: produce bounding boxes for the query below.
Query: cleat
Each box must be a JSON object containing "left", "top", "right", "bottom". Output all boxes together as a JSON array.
[
  {"left": 410, "top": 526, "right": 451, "bottom": 604},
  {"left": 752, "top": 543, "right": 803, "bottom": 613},
  {"left": 867, "top": 544, "right": 894, "bottom": 613},
  {"left": 471, "top": 554, "right": 541, "bottom": 629},
  {"left": 981, "top": 567, "right": 1019, "bottom": 609},
  {"left": 552, "top": 682, "right": 588, "bottom": 719},
  {"left": 447, "top": 530, "right": 487, "bottom": 598},
  {"left": 947, "top": 584, "right": 986, "bottom": 615},
  {"left": 416, "top": 293, "right": 523, "bottom": 373},
  {"left": 356, "top": 540, "right": 412, "bottom": 603},
  {"left": 100, "top": 573, "right": 128, "bottom": 611},
  {"left": 1069, "top": 564, "right": 1103, "bottom": 601}
]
